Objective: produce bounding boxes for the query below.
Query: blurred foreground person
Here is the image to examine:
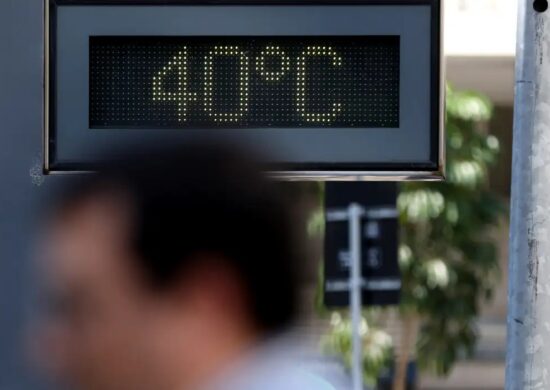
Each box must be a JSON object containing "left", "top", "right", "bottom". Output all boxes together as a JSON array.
[{"left": 34, "top": 143, "right": 347, "bottom": 390}]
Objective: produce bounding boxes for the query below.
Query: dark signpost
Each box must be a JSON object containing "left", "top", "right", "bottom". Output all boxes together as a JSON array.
[
  {"left": 324, "top": 182, "right": 400, "bottom": 308},
  {"left": 323, "top": 182, "right": 401, "bottom": 389}
]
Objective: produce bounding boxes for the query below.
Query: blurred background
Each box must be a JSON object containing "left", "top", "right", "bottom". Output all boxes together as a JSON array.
[
  {"left": 293, "top": 1, "right": 516, "bottom": 389},
  {"left": 0, "top": 1, "right": 517, "bottom": 389}
]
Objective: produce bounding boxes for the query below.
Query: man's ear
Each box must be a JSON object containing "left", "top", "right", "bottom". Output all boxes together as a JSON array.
[{"left": 171, "top": 255, "right": 250, "bottom": 320}]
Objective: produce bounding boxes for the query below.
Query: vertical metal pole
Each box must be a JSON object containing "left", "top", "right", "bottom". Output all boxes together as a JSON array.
[
  {"left": 349, "top": 203, "right": 363, "bottom": 390},
  {"left": 506, "top": 1, "right": 550, "bottom": 389}
]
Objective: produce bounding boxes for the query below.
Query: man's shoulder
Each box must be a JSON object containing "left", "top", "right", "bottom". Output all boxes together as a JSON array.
[
  {"left": 279, "top": 364, "right": 343, "bottom": 390},
  {"left": 206, "top": 336, "right": 352, "bottom": 390},
  {"left": 237, "top": 356, "right": 352, "bottom": 390}
]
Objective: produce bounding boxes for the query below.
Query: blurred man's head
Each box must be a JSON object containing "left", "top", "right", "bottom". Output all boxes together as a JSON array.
[{"left": 35, "top": 143, "right": 299, "bottom": 390}]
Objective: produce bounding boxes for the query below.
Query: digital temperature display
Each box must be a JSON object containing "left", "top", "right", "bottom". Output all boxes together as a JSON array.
[{"left": 89, "top": 36, "right": 400, "bottom": 129}]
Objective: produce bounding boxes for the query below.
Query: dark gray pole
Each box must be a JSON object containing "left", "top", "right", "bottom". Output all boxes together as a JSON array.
[{"left": 506, "top": 1, "right": 550, "bottom": 389}]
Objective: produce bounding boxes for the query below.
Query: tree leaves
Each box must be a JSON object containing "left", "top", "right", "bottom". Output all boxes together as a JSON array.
[
  {"left": 318, "top": 85, "right": 505, "bottom": 379},
  {"left": 446, "top": 86, "right": 493, "bottom": 122},
  {"left": 398, "top": 85, "right": 505, "bottom": 376}
]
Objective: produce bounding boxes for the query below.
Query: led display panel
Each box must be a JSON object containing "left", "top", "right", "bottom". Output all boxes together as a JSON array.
[
  {"left": 90, "top": 36, "right": 400, "bottom": 129},
  {"left": 46, "top": 0, "right": 443, "bottom": 179}
]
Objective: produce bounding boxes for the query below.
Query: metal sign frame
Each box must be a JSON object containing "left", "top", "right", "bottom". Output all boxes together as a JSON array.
[
  {"left": 44, "top": 0, "right": 444, "bottom": 181},
  {"left": 324, "top": 183, "right": 401, "bottom": 308}
]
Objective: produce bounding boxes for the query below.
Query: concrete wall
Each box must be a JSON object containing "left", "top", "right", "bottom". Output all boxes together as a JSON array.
[{"left": 0, "top": 1, "right": 57, "bottom": 388}]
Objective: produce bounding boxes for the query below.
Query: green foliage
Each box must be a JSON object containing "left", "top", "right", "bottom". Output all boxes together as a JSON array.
[
  {"left": 399, "top": 85, "right": 506, "bottom": 375},
  {"left": 317, "top": 85, "right": 506, "bottom": 380},
  {"left": 320, "top": 312, "right": 393, "bottom": 385}
]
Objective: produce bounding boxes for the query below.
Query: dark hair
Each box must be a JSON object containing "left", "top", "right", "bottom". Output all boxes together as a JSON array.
[{"left": 53, "top": 142, "right": 299, "bottom": 334}]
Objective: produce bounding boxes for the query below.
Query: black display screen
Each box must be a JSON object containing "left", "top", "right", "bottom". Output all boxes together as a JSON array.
[{"left": 89, "top": 36, "right": 400, "bottom": 129}]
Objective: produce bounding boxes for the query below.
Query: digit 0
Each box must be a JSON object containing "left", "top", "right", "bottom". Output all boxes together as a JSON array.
[{"left": 204, "top": 46, "right": 249, "bottom": 123}]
